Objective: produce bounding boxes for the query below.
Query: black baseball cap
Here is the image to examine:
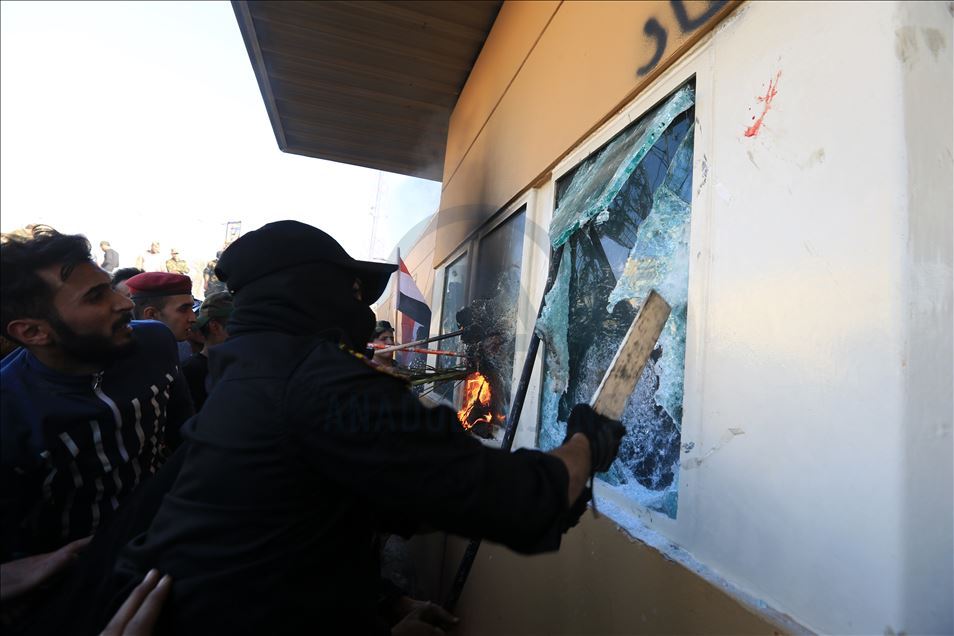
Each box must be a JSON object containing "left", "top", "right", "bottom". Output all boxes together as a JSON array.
[{"left": 215, "top": 220, "right": 398, "bottom": 304}]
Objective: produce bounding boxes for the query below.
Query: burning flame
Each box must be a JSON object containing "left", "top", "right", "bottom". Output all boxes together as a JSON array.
[{"left": 457, "top": 372, "right": 493, "bottom": 430}]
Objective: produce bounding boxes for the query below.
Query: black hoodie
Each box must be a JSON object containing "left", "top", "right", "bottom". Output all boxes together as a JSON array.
[{"left": 67, "top": 253, "right": 575, "bottom": 635}]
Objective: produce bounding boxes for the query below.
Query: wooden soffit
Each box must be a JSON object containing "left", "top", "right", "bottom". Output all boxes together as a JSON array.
[{"left": 232, "top": 1, "right": 502, "bottom": 181}]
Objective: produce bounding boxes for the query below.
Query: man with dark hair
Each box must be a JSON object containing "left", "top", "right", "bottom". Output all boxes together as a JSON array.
[
  {"left": 99, "top": 241, "right": 119, "bottom": 273},
  {"left": 105, "top": 221, "right": 624, "bottom": 635},
  {"left": 181, "top": 291, "right": 232, "bottom": 410},
  {"left": 371, "top": 319, "right": 396, "bottom": 368},
  {"left": 125, "top": 272, "right": 196, "bottom": 342},
  {"left": 110, "top": 267, "right": 142, "bottom": 299},
  {"left": 0, "top": 229, "right": 193, "bottom": 564}
]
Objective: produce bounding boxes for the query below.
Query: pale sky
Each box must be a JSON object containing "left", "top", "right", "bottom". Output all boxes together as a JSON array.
[{"left": 0, "top": 1, "right": 441, "bottom": 276}]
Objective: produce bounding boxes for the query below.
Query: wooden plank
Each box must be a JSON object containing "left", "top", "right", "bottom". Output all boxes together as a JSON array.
[{"left": 590, "top": 290, "right": 671, "bottom": 421}]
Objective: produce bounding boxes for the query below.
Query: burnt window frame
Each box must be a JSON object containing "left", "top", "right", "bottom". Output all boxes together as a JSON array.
[{"left": 429, "top": 197, "right": 535, "bottom": 447}]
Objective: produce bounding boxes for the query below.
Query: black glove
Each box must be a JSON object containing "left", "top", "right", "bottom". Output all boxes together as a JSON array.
[{"left": 563, "top": 403, "right": 626, "bottom": 474}]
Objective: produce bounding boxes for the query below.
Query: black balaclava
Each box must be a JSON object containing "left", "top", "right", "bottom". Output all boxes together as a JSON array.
[{"left": 226, "top": 261, "right": 375, "bottom": 349}]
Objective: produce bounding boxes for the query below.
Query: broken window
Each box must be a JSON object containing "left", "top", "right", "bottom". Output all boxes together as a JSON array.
[
  {"left": 435, "top": 252, "right": 470, "bottom": 404},
  {"left": 456, "top": 209, "right": 527, "bottom": 440},
  {"left": 537, "top": 84, "right": 695, "bottom": 518}
]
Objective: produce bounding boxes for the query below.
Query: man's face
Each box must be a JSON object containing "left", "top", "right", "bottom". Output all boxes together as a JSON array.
[
  {"left": 153, "top": 294, "right": 196, "bottom": 341},
  {"left": 38, "top": 262, "right": 136, "bottom": 363},
  {"left": 373, "top": 329, "right": 394, "bottom": 346},
  {"left": 206, "top": 320, "right": 229, "bottom": 347},
  {"left": 150, "top": 242, "right": 160, "bottom": 253}
]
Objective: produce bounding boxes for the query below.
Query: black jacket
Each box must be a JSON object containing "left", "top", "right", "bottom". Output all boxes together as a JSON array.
[{"left": 107, "top": 332, "right": 572, "bottom": 634}]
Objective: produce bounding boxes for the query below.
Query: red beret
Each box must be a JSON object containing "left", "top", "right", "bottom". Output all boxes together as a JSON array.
[{"left": 125, "top": 272, "right": 193, "bottom": 299}]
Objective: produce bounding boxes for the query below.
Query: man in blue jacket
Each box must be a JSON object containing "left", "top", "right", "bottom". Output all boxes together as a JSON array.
[{"left": 0, "top": 229, "right": 194, "bottom": 567}]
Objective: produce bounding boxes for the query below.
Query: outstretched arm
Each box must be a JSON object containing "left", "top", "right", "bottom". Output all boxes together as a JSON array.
[
  {"left": 548, "top": 433, "right": 591, "bottom": 505},
  {"left": 290, "top": 372, "right": 598, "bottom": 554}
]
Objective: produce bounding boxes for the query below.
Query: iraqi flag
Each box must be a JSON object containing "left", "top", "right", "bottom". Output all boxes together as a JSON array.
[{"left": 396, "top": 258, "right": 431, "bottom": 369}]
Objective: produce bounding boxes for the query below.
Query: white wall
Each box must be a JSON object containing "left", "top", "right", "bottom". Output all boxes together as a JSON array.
[
  {"left": 421, "top": 1, "right": 951, "bottom": 632},
  {"left": 897, "top": 1, "right": 954, "bottom": 632},
  {"left": 588, "top": 2, "right": 953, "bottom": 634}
]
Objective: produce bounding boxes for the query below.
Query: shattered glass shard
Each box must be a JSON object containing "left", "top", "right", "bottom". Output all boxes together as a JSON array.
[
  {"left": 534, "top": 249, "right": 571, "bottom": 394},
  {"left": 538, "top": 83, "right": 695, "bottom": 519},
  {"left": 548, "top": 85, "right": 695, "bottom": 249},
  {"left": 607, "top": 124, "right": 694, "bottom": 427}
]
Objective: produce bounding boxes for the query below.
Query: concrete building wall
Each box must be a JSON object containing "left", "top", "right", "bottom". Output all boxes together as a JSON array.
[
  {"left": 433, "top": 0, "right": 737, "bottom": 266},
  {"left": 401, "top": 2, "right": 952, "bottom": 634}
]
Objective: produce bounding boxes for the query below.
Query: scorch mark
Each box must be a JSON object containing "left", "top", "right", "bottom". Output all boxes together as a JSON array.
[{"left": 744, "top": 70, "right": 781, "bottom": 138}]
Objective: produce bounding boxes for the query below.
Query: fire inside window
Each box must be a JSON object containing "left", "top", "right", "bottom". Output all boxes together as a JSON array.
[
  {"left": 537, "top": 83, "right": 695, "bottom": 518},
  {"left": 447, "top": 209, "right": 527, "bottom": 440}
]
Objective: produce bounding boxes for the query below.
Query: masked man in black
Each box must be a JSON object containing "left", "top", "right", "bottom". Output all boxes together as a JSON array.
[{"left": 95, "top": 220, "right": 624, "bottom": 634}]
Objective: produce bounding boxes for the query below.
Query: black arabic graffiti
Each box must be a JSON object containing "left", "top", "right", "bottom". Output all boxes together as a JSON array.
[
  {"left": 637, "top": 0, "right": 728, "bottom": 76},
  {"left": 636, "top": 19, "right": 667, "bottom": 76}
]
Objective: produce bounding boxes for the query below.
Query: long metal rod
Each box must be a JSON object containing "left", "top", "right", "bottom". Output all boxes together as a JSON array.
[
  {"left": 369, "top": 343, "right": 467, "bottom": 358},
  {"left": 376, "top": 328, "right": 465, "bottom": 355},
  {"left": 408, "top": 369, "right": 470, "bottom": 387},
  {"left": 443, "top": 244, "right": 565, "bottom": 611}
]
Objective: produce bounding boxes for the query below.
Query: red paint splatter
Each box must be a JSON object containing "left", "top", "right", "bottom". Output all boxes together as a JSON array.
[{"left": 744, "top": 70, "right": 781, "bottom": 138}]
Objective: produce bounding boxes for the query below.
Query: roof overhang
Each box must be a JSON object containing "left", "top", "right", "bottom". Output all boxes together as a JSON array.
[{"left": 232, "top": 1, "right": 502, "bottom": 181}]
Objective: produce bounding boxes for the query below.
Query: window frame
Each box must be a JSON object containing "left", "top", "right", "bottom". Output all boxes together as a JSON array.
[
  {"left": 429, "top": 194, "right": 535, "bottom": 446},
  {"left": 527, "top": 41, "right": 714, "bottom": 531}
]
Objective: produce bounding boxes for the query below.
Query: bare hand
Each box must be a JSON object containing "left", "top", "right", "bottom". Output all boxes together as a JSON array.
[
  {"left": 0, "top": 536, "right": 91, "bottom": 602},
  {"left": 101, "top": 569, "right": 172, "bottom": 636},
  {"left": 392, "top": 600, "right": 459, "bottom": 636}
]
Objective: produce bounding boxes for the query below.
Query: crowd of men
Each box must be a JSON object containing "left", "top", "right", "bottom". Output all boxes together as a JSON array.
[
  {"left": 94, "top": 237, "right": 226, "bottom": 300},
  {"left": 0, "top": 221, "right": 625, "bottom": 635}
]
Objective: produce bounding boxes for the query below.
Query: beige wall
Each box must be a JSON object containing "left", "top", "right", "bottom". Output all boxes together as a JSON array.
[
  {"left": 440, "top": 515, "right": 785, "bottom": 635},
  {"left": 410, "top": 1, "right": 952, "bottom": 634},
  {"left": 434, "top": 0, "right": 737, "bottom": 266}
]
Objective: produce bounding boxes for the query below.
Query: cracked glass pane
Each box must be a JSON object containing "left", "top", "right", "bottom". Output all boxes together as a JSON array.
[
  {"left": 534, "top": 247, "right": 571, "bottom": 396},
  {"left": 537, "top": 85, "right": 695, "bottom": 518},
  {"left": 463, "top": 210, "right": 526, "bottom": 439},
  {"left": 548, "top": 85, "right": 695, "bottom": 249},
  {"left": 436, "top": 253, "right": 469, "bottom": 403}
]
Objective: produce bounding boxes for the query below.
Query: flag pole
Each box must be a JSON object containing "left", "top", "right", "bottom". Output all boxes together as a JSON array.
[{"left": 394, "top": 247, "right": 401, "bottom": 347}]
